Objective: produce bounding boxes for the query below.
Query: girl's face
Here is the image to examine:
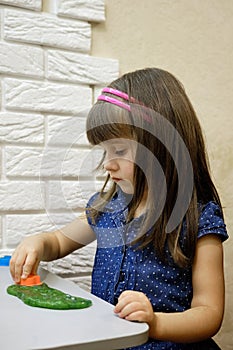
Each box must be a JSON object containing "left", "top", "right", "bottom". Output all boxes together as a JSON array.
[{"left": 100, "top": 138, "right": 136, "bottom": 194}]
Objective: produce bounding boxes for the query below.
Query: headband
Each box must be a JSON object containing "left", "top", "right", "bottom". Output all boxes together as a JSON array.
[
  {"left": 97, "top": 87, "right": 131, "bottom": 111},
  {"left": 97, "top": 87, "right": 152, "bottom": 123},
  {"left": 102, "top": 87, "right": 130, "bottom": 100},
  {"left": 97, "top": 95, "right": 131, "bottom": 111}
]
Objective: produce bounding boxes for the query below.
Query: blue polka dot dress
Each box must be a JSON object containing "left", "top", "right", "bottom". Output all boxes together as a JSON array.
[{"left": 86, "top": 189, "right": 228, "bottom": 350}]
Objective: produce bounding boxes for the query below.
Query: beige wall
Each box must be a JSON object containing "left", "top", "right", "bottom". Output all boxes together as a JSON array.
[{"left": 92, "top": 1, "right": 233, "bottom": 348}]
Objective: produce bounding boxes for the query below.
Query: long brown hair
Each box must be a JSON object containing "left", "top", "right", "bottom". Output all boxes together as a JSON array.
[{"left": 86, "top": 67, "right": 222, "bottom": 268}]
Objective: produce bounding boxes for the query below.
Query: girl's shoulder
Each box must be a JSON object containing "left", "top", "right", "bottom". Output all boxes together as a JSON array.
[
  {"left": 86, "top": 188, "right": 129, "bottom": 211},
  {"left": 197, "top": 201, "right": 228, "bottom": 242},
  {"left": 86, "top": 191, "right": 100, "bottom": 207}
]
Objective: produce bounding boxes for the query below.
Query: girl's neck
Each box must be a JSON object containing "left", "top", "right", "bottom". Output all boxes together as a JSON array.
[{"left": 133, "top": 192, "right": 147, "bottom": 218}]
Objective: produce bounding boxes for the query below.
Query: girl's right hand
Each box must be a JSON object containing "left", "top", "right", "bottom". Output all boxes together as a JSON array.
[
  {"left": 10, "top": 235, "right": 44, "bottom": 283},
  {"left": 9, "top": 216, "right": 95, "bottom": 283}
]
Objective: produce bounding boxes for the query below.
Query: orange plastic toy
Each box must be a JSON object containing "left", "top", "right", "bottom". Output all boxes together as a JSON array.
[{"left": 19, "top": 274, "right": 42, "bottom": 286}]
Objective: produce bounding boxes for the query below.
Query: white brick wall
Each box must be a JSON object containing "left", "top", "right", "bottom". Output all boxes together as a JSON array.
[
  {"left": 0, "top": 0, "right": 119, "bottom": 291},
  {"left": 0, "top": 112, "right": 44, "bottom": 143},
  {"left": 57, "top": 0, "right": 105, "bottom": 22},
  {"left": 4, "top": 78, "right": 92, "bottom": 113},
  {"left": 0, "top": 42, "right": 44, "bottom": 77},
  {"left": 4, "top": 9, "right": 91, "bottom": 51},
  {"left": 0, "top": 0, "right": 41, "bottom": 11},
  {"left": 47, "top": 51, "right": 119, "bottom": 84}
]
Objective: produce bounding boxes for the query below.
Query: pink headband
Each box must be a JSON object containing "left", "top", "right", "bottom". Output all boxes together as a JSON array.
[
  {"left": 102, "top": 87, "right": 130, "bottom": 100},
  {"left": 97, "top": 87, "right": 131, "bottom": 111},
  {"left": 97, "top": 87, "right": 152, "bottom": 123}
]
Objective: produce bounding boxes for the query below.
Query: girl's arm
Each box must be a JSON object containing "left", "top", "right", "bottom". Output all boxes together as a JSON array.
[
  {"left": 10, "top": 213, "right": 96, "bottom": 283},
  {"left": 115, "top": 234, "right": 225, "bottom": 343}
]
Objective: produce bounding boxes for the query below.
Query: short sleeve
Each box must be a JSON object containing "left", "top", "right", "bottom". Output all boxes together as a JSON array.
[{"left": 198, "top": 202, "right": 228, "bottom": 242}]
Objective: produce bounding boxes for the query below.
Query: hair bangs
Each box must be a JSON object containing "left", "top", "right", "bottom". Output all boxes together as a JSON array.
[{"left": 86, "top": 101, "right": 135, "bottom": 146}]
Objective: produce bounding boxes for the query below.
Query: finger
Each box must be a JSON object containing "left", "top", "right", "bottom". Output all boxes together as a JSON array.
[
  {"left": 115, "top": 291, "right": 140, "bottom": 313},
  {"left": 118, "top": 290, "right": 133, "bottom": 301},
  {"left": 9, "top": 252, "right": 19, "bottom": 281},
  {"left": 10, "top": 251, "right": 27, "bottom": 283},
  {"left": 125, "top": 310, "right": 146, "bottom": 322},
  {"left": 117, "top": 301, "right": 141, "bottom": 318},
  {"left": 21, "top": 253, "right": 38, "bottom": 279},
  {"left": 114, "top": 297, "right": 128, "bottom": 313},
  {"left": 32, "top": 259, "right": 40, "bottom": 275}
]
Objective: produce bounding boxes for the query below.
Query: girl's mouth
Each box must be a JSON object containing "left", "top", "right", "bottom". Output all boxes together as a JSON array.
[{"left": 112, "top": 177, "right": 122, "bottom": 182}]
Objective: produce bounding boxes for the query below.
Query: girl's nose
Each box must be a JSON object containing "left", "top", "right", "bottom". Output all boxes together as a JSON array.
[{"left": 103, "top": 157, "right": 119, "bottom": 171}]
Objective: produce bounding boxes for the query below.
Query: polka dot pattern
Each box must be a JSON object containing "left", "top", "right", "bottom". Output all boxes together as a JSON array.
[{"left": 86, "top": 190, "right": 228, "bottom": 349}]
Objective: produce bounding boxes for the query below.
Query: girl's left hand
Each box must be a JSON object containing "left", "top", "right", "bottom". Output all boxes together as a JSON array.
[{"left": 114, "top": 290, "right": 155, "bottom": 325}]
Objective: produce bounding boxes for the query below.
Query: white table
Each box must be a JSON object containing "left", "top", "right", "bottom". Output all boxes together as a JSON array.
[{"left": 0, "top": 266, "right": 148, "bottom": 350}]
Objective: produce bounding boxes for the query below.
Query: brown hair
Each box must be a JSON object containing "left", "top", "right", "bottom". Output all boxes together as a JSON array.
[{"left": 86, "top": 67, "right": 222, "bottom": 268}]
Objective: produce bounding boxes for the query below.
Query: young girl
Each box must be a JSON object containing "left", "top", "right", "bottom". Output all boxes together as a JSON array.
[{"left": 10, "top": 68, "right": 228, "bottom": 349}]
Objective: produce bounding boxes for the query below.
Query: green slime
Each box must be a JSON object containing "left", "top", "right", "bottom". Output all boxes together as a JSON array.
[{"left": 7, "top": 283, "right": 92, "bottom": 310}]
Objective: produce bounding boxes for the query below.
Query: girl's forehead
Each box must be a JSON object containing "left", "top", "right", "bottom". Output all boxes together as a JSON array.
[{"left": 100, "top": 138, "right": 134, "bottom": 146}]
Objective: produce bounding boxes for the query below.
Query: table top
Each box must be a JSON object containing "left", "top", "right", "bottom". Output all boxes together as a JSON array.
[{"left": 0, "top": 266, "right": 148, "bottom": 350}]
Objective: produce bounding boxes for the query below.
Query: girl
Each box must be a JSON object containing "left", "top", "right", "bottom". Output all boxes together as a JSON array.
[{"left": 10, "top": 68, "right": 228, "bottom": 349}]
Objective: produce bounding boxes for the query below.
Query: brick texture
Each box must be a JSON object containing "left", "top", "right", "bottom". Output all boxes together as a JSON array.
[
  {"left": 0, "top": 42, "right": 44, "bottom": 77},
  {"left": 4, "top": 9, "right": 91, "bottom": 52},
  {"left": 47, "top": 50, "right": 118, "bottom": 84},
  {"left": 4, "top": 78, "right": 92, "bottom": 114},
  {"left": 57, "top": 0, "right": 105, "bottom": 22},
  {"left": 0, "top": 181, "right": 45, "bottom": 211},
  {"left": 0, "top": 112, "right": 44, "bottom": 144},
  {"left": 0, "top": 0, "right": 42, "bottom": 11}
]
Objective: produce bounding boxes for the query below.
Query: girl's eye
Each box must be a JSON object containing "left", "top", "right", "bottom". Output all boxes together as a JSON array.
[{"left": 115, "top": 149, "right": 127, "bottom": 156}]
